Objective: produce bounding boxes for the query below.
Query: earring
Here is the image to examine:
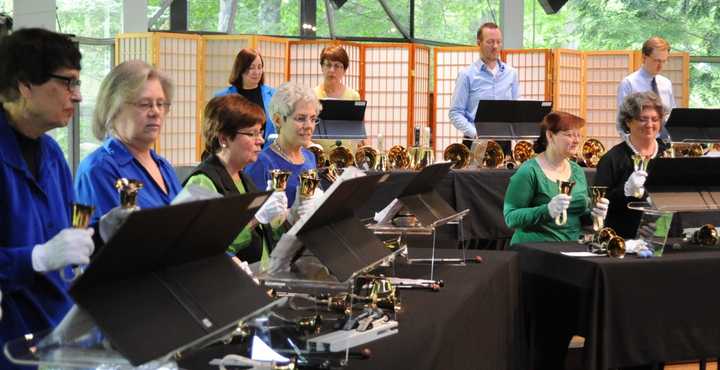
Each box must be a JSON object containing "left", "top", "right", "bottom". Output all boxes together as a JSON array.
[{"left": 221, "top": 143, "right": 227, "bottom": 148}]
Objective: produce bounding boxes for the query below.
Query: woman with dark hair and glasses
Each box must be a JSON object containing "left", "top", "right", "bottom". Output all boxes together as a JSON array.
[
  {"left": 245, "top": 81, "right": 323, "bottom": 220},
  {"left": 504, "top": 111, "right": 609, "bottom": 246},
  {"left": 314, "top": 45, "right": 360, "bottom": 100},
  {"left": 182, "top": 95, "right": 288, "bottom": 265},
  {"left": 216, "top": 48, "right": 276, "bottom": 147},
  {"left": 75, "top": 60, "right": 181, "bottom": 227}
]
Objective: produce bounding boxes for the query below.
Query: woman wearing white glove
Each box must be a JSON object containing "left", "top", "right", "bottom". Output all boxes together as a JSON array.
[
  {"left": 504, "top": 112, "right": 596, "bottom": 246},
  {"left": 595, "top": 92, "right": 670, "bottom": 238},
  {"left": 183, "top": 94, "right": 285, "bottom": 267}
]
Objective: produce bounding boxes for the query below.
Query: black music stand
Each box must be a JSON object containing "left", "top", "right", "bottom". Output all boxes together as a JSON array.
[
  {"left": 314, "top": 99, "right": 368, "bottom": 140},
  {"left": 645, "top": 158, "right": 720, "bottom": 211},
  {"left": 473, "top": 100, "right": 552, "bottom": 140},
  {"left": 68, "top": 192, "right": 277, "bottom": 366},
  {"left": 664, "top": 108, "right": 720, "bottom": 143}
]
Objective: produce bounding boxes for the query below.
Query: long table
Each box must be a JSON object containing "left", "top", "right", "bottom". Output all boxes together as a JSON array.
[
  {"left": 178, "top": 250, "right": 525, "bottom": 370},
  {"left": 513, "top": 242, "right": 720, "bottom": 370}
]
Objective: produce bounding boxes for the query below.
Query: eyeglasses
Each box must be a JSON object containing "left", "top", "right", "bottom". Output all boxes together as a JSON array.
[
  {"left": 558, "top": 131, "right": 582, "bottom": 140},
  {"left": 129, "top": 100, "right": 171, "bottom": 112},
  {"left": 246, "top": 64, "right": 264, "bottom": 71},
  {"left": 287, "top": 115, "right": 320, "bottom": 126},
  {"left": 236, "top": 130, "right": 264, "bottom": 140},
  {"left": 48, "top": 74, "right": 81, "bottom": 93},
  {"left": 322, "top": 61, "right": 345, "bottom": 70},
  {"left": 636, "top": 116, "right": 661, "bottom": 124}
]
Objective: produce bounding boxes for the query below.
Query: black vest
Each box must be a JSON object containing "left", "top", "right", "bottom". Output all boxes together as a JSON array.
[{"left": 184, "top": 154, "right": 275, "bottom": 263}]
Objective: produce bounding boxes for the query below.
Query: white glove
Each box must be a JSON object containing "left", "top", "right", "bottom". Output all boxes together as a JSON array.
[
  {"left": 99, "top": 206, "right": 138, "bottom": 242},
  {"left": 547, "top": 194, "right": 572, "bottom": 219},
  {"left": 254, "top": 191, "right": 288, "bottom": 224},
  {"left": 624, "top": 170, "right": 648, "bottom": 198},
  {"left": 32, "top": 228, "right": 95, "bottom": 272},
  {"left": 591, "top": 197, "right": 610, "bottom": 220},
  {"left": 288, "top": 186, "right": 324, "bottom": 225}
]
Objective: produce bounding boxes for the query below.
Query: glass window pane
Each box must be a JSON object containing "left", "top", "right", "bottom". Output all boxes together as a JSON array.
[
  {"left": 415, "top": 0, "right": 500, "bottom": 44},
  {"left": 690, "top": 62, "right": 720, "bottom": 108},
  {"left": 317, "top": 0, "right": 408, "bottom": 39},
  {"left": 57, "top": 0, "right": 121, "bottom": 38},
  {"left": 235, "top": 0, "right": 299, "bottom": 36},
  {"left": 78, "top": 44, "right": 111, "bottom": 160}
]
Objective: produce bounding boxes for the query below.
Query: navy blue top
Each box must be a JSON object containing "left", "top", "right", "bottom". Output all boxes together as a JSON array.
[
  {"left": 215, "top": 84, "right": 276, "bottom": 148},
  {"left": 0, "top": 107, "right": 75, "bottom": 369},
  {"left": 74, "top": 136, "right": 182, "bottom": 225},
  {"left": 244, "top": 146, "right": 316, "bottom": 206}
]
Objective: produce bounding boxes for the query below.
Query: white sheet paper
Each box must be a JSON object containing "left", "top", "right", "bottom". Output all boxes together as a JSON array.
[{"left": 561, "top": 251, "right": 604, "bottom": 257}]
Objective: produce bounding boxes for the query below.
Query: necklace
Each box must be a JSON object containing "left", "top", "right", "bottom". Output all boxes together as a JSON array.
[{"left": 271, "top": 141, "right": 303, "bottom": 164}]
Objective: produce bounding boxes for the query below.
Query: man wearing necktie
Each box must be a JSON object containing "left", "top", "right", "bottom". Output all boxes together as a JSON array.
[{"left": 617, "top": 36, "right": 675, "bottom": 142}]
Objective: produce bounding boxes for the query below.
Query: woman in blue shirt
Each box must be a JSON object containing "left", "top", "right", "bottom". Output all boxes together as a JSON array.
[
  {"left": 75, "top": 60, "right": 181, "bottom": 225},
  {"left": 245, "top": 81, "right": 322, "bottom": 218},
  {"left": 215, "top": 48, "right": 276, "bottom": 148}
]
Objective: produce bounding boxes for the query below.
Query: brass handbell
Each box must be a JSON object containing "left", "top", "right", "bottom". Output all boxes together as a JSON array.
[
  {"left": 62, "top": 203, "right": 96, "bottom": 282},
  {"left": 443, "top": 143, "right": 470, "bottom": 169},
  {"left": 555, "top": 180, "right": 575, "bottom": 226},
  {"left": 298, "top": 169, "right": 321, "bottom": 199},
  {"left": 579, "top": 138, "right": 605, "bottom": 168},
  {"left": 72, "top": 203, "right": 95, "bottom": 229},
  {"left": 269, "top": 169, "right": 291, "bottom": 191},
  {"left": 589, "top": 185, "right": 608, "bottom": 231},
  {"left": 587, "top": 227, "right": 626, "bottom": 258},
  {"left": 691, "top": 224, "right": 719, "bottom": 246},
  {"left": 355, "top": 146, "right": 379, "bottom": 170},
  {"left": 115, "top": 178, "right": 143, "bottom": 209},
  {"left": 409, "top": 146, "right": 434, "bottom": 171},
  {"left": 387, "top": 145, "right": 410, "bottom": 170},
  {"left": 375, "top": 152, "right": 389, "bottom": 172}
]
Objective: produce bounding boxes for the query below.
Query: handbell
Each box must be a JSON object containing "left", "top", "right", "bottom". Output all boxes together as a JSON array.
[
  {"left": 692, "top": 224, "right": 719, "bottom": 246},
  {"left": 269, "top": 169, "right": 291, "bottom": 191},
  {"left": 443, "top": 143, "right": 470, "bottom": 169},
  {"left": 298, "top": 169, "right": 320, "bottom": 199},
  {"left": 409, "top": 146, "right": 434, "bottom": 171},
  {"left": 589, "top": 186, "right": 608, "bottom": 231},
  {"left": 115, "top": 178, "right": 143, "bottom": 209},
  {"left": 555, "top": 180, "right": 575, "bottom": 226},
  {"left": 72, "top": 203, "right": 95, "bottom": 229}
]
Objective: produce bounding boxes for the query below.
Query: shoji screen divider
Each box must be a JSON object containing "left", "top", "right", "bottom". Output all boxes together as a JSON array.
[
  {"left": 584, "top": 51, "right": 634, "bottom": 149},
  {"left": 502, "top": 48, "right": 553, "bottom": 101},
  {"left": 116, "top": 32, "right": 202, "bottom": 166},
  {"left": 432, "top": 47, "right": 478, "bottom": 158},
  {"left": 412, "top": 45, "right": 431, "bottom": 148},
  {"left": 363, "top": 44, "right": 415, "bottom": 149}
]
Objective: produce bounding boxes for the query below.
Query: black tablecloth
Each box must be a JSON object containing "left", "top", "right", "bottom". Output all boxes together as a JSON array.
[
  {"left": 513, "top": 242, "right": 720, "bottom": 370},
  {"left": 349, "top": 250, "right": 524, "bottom": 370},
  {"left": 179, "top": 250, "right": 524, "bottom": 370}
]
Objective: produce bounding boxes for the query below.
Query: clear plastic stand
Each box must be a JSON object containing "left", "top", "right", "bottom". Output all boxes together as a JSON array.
[
  {"left": 367, "top": 209, "right": 470, "bottom": 280},
  {"left": 628, "top": 201, "right": 675, "bottom": 256}
]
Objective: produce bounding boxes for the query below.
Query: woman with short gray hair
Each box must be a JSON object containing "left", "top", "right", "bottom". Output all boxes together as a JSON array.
[
  {"left": 75, "top": 60, "right": 182, "bottom": 226},
  {"left": 595, "top": 91, "right": 671, "bottom": 238},
  {"left": 245, "top": 81, "right": 323, "bottom": 220}
]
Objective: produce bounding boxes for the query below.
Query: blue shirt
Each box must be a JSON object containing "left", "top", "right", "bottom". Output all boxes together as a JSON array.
[
  {"left": 0, "top": 108, "right": 74, "bottom": 369},
  {"left": 449, "top": 59, "right": 520, "bottom": 137},
  {"left": 617, "top": 68, "right": 675, "bottom": 140},
  {"left": 74, "top": 137, "right": 182, "bottom": 224},
  {"left": 244, "top": 146, "right": 316, "bottom": 206},
  {"left": 216, "top": 84, "right": 276, "bottom": 148}
]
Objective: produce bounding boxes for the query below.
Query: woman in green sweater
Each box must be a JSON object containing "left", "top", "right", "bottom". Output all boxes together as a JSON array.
[
  {"left": 183, "top": 94, "right": 288, "bottom": 266},
  {"left": 503, "top": 111, "right": 609, "bottom": 246}
]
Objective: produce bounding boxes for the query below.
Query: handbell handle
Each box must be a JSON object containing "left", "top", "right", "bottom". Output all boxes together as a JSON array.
[{"left": 555, "top": 210, "right": 568, "bottom": 226}]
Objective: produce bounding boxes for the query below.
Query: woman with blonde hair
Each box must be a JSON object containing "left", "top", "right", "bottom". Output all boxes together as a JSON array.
[{"left": 75, "top": 60, "right": 181, "bottom": 226}]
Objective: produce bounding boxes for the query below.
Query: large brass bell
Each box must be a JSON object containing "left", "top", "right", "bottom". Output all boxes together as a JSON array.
[
  {"left": 307, "top": 143, "right": 327, "bottom": 168},
  {"left": 691, "top": 224, "right": 719, "bottom": 246},
  {"left": 443, "top": 143, "right": 471, "bottom": 169},
  {"left": 387, "top": 145, "right": 410, "bottom": 169},
  {"left": 588, "top": 227, "right": 626, "bottom": 258},
  {"left": 483, "top": 140, "right": 505, "bottom": 168},
  {"left": 579, "top": 138, "right": 605, "bottom": 168},
  {"left": 328, "top": 145, "right": 355, "bottom": 168},
  {"left": 355, "top": 146, "right": 379, "bottom": 170},
  {"left": 511, "top": 140, "right": 535, "bottom": 166}
]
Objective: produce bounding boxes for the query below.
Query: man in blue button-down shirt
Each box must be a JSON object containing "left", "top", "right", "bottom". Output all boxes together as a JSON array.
[
  {"left": 449, "top": 22, "right": 520, "bottom": 146},
  {"left": 617, "top": 37, "right": 675, "bottom": 142}
]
